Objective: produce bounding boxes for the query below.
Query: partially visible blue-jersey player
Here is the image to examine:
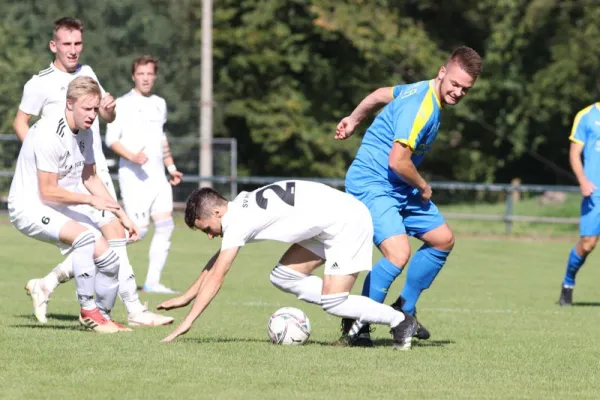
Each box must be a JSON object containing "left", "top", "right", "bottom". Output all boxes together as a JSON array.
[
  {"left": 335, "top": 47, "right": 482, "bottom": 346},
  {"left": 558, "top": 104, "right": 600, "bottom": 306}
]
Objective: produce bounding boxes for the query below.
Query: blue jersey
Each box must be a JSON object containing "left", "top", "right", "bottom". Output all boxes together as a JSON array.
[
  {"left": 346, "top": 79, "right": 442, "bottom": 191},
  {"left": 570, "top": 104, "right": 600, "bottom": 194}
]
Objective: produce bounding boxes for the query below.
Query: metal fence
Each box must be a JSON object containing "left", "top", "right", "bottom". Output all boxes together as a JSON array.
[{"left": 0, "top": 134, "right": 581, "bottom": 234}]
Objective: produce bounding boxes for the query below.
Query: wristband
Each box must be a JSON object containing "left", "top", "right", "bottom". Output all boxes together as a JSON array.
[{"left": 167, "top": 164, "right": 178, "bottom": 173}]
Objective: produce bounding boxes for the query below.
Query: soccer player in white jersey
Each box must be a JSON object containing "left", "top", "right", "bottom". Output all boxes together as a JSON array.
[
  {"left": 13, "top": 18, "right": 173, "bottom": 327},
  {"left": 157, "top": 181, "right": 418, "bottom": 349},
  {"left": 9, "top": 77, "right": 137, "bottom": 333},
  {"left": 105, "top": 55, "right": 183, "bottom": 294}
]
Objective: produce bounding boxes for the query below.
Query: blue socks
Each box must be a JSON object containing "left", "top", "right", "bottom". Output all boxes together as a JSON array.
[
  {"left": 400, "top": 245, "right": 450, "bottom": 315},
  {"left": 361, "top": 257, "right": 403, "bottom": 303},
  {"left": 563, "top": 247, "right": 586, "bottom": 288}
]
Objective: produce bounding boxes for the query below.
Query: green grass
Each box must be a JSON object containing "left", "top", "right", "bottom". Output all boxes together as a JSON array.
[
  {"left": 1, "top": 214, "right": 599, "bottom": 399},
  {"left": 440, "top": 193, "right": 581, "bottom": 237}
]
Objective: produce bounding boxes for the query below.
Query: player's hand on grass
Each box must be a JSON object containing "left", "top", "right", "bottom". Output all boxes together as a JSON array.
[
  {"left": 131, "top": 150, "right": 148, "bottom": 165},
  {"left": 169, "top": 170, "right": 183, "bottom": 186},
  {"left": 90, "top": 196, "right": 120, "bottom": 213},
  {"left": 161, "top": 322, "right": 191, "bottom": 343},
  {"left": 157, "top": 296, "right": 189, "bottom": 311},
  {"left": 99, "top": 93, "right": 116, "bottom": 114},
  {"left": 334, "top": 116, "right": 358, "bottom": 140},
  {"left": 580, "top": 178, "right": 596, "bottom": 197},
  {"left": 419, "top": 184, "right": 432, "bottom": 203}
]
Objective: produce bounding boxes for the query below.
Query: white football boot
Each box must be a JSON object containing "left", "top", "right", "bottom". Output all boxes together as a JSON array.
[{"left": 24, "top": 279, "right": 50, "bottom": 323}]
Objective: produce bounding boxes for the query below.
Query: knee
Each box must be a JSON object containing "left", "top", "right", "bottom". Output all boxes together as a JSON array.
[
  {"left": 321, "top": 292, "right": 348, "bottom": 315},
  {"left": 155, "top": 218, "right": 175, "bottom": 236},
  {"left": 428, "top": 229, "right": 455, "bottom": 251},
  {"left": 383, "top": 249, "right": 410, "bottom": 268},
  {"left": 580, "top": 236, "right": 598, "bottom": 254}
]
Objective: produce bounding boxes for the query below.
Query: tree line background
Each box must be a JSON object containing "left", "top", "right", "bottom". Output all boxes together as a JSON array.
[{"left": 1, "top": 0, "right": 599, "bottom": 185}]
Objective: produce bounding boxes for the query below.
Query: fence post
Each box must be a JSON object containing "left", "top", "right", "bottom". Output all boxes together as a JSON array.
[{"left": 504, "top": 178, "right": 520, "bottom": 234}]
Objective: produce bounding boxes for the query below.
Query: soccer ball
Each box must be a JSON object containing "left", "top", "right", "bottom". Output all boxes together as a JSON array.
[{"left": 267, "top": 307, "right": 311, "bottom": 345}]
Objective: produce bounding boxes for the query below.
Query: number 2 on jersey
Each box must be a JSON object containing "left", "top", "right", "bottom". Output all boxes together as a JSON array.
[{"left": 255, "top": 182, "right": 296, "bottom": 209}]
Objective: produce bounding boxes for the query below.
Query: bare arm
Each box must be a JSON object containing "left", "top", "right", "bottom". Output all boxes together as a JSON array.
[
  {"left": 109, "top": 141, "right": 142, "bottom": 163},
  {"left": 157, "top": 250, "right": 221, "bottom": 310},
  {"left": 335, "top": 87, "right": 394, "bottom": 140},
  {"left": 161, "top": 247, "right": 239, "bottom": 342},
  {"left": 13, "top": 110, "right": 33, "bottom": 142},
  {"left": 163, "top": 139, "right": 182, "bottom": 185},
  {"left": 82, "top": 164, "right": 139, "bottom": 238},
  {"left": 389, "top": 142, "right": 432, "bottom": 202},
  {"left": 38, "top": 170, "right": 96, "bottom": 206},
  {"left": 569, "top": 142, "right": 596, "bottom": 196}
]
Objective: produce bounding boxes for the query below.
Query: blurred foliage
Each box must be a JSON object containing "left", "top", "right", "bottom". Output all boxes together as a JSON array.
[{"left": 1, "top": 0, "right": 599, "bottom": 184}]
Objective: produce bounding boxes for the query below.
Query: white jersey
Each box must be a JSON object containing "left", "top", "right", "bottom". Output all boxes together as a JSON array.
[
  {"left": 8, "top": 114, "right": 95, "bottom": 211},
  {"left": 105, "top": 89, "right": 168, "bottom": 187},
  {"left": 18, "top": 62, "right": 108, "bottom": 171},
  {"left": 220, "top": 180, "right": 367, "bottom": 250}
]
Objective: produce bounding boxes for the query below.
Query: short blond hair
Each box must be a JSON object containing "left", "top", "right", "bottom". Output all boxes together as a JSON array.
[{"left": 67, "top": 76, "right": 101, "bottom": 102}]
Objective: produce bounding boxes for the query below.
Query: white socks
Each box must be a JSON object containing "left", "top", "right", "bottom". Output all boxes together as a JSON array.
[
  {"left": 145, "top": 218, "right": 174, "bottom": 286},
  {"left": 109, "top": 239, "right": 144, "bottom": 316},
  {"left": 321, "top": 292, "right": 405, "bottom": 328},
  {"left": 93, "top": 249, "right": 120, "bottom": 316},
  {"left": 269, "top": 265, "right": 323, "bottom": 304},
  {"left": 71, "top": 231, "right": 97, "bottom": 310}
]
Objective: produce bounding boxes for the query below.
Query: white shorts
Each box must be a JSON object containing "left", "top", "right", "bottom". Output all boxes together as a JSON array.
[
  {"left": 121, "top": 179, "right": 173, "bottom": 227},
  {"left": 297, "top": 202, "right": 374, "bottom": 276},
  {"left": 9, "top": 203, "right": 103, "bottom": 255}
]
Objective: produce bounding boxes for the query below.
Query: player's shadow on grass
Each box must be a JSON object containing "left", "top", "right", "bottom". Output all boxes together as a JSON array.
[
  {"left": 16, "top": 313, "right": 79, "bottom": 322},
  {"left": 10, "top": 324, "right": 83, "bottom": 332},
  {"left": 371, "top": 339, "right": 455, "bottom": 348},
  {"left": 571, "top": 302, "right": 600, "bottom": 307},
  {"left": 181, "top": 337, "right": 334, "bottom": 346}
]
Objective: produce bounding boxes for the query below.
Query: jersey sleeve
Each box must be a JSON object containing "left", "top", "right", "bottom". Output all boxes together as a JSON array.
[
  {"left": 104, "top": 99, "right": 123, "bottom": 147},
  {"left": 393, "top": 91, "right": 434, "bottom": 151},
  {"left": 34, "top": 134, "right": 62, "bottom": 173},
  {"left": 391, "top": 85, "right": 403, "bottom": 99},
  {"left": 569, "top": 107, "right": 591, "bottom": 145},
  {"left": 18, "top": 77, "right": 45, "bottom": 116}
]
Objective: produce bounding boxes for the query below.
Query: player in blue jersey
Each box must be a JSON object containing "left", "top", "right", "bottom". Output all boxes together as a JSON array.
[
  {"left": 334, "top": 47, "right": 482, "bottom": 346},
  {"left": 558, "top": 104, "right": 600, "bottom": 306}
]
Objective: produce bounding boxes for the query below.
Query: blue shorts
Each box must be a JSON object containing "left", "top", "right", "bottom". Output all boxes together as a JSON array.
[
  {"left": 580, "top": 196, "right": 600, "bottom": 236},
  {"left": 346, "top": 184, "right": 445, "bottom": 246}
]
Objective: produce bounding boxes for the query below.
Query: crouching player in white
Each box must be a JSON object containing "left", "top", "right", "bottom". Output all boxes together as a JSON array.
[
  {"left": 9, "top": 77, "right": 137, "bottom": 333},
  {"left": 105, "top": 55, "right": 182, "bottom": 294},
  {"left": 14, "top": 19, "right": 173, "bottom": 327},
  {"left": 158, "top": 181, "right": 418, "bottom": 349}
]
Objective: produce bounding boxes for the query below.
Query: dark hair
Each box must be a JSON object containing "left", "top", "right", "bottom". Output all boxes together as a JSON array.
[
  {"left": 447, "top": 46, "right": 483, "bottom": 78},
  {"left": 184, "top": 188, "right": 227, "bottom": 229},
  {"left": 132, "top": 55, "right": 159, "bottom": 75},
  {"left": 53, "top": 17, "right": 84, "bottom": 39}
]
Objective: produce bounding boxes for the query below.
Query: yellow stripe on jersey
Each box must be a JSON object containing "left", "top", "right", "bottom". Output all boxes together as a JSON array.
[
  {"left": 569, "top": 105, "right": 593, "bottom": 145},
  {"left": 429, "top": 80, "right": 442, "bottom": 108},
  {"left": 404, "top": 90, "right": 435, "bottom": 151},
  {"left": 391, "top": 87, "right": 396, "bottom": 100}
]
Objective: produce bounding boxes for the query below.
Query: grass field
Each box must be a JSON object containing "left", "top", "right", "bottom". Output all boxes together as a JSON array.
[{"left": 1, "top": 214, "right": 599, "bottom": 400}]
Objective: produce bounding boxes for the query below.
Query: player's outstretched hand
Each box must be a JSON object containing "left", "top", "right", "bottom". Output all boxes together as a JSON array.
[
  {"left": 334, "top": 116, "right": 358, "bottom": 140},
  {"left": 100, "top": 93, "right": 116, "bottom": 113},
  {"left": 161, "top": 322, "right": 191, "bottom": 343},
  {"left": 580, "top": 179, "right": 596, "bottom": 197},
  {"left": 120, "top": 215, "right": 140, "bottom": 241},
  {"left": 157, "top": 296, "right": 189, "bottom": 311},
  {"left": 132, "top": 150, "right": 148, "bottom": 165},
  {"left": 169, "top": 170, "right": 183, "bottom": 186},
  {"left": 420, "top": 184, "right": 433, "bottom": 203},
  {"left": 90, "top": 196, "right": 120, "bottom": 213}
]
